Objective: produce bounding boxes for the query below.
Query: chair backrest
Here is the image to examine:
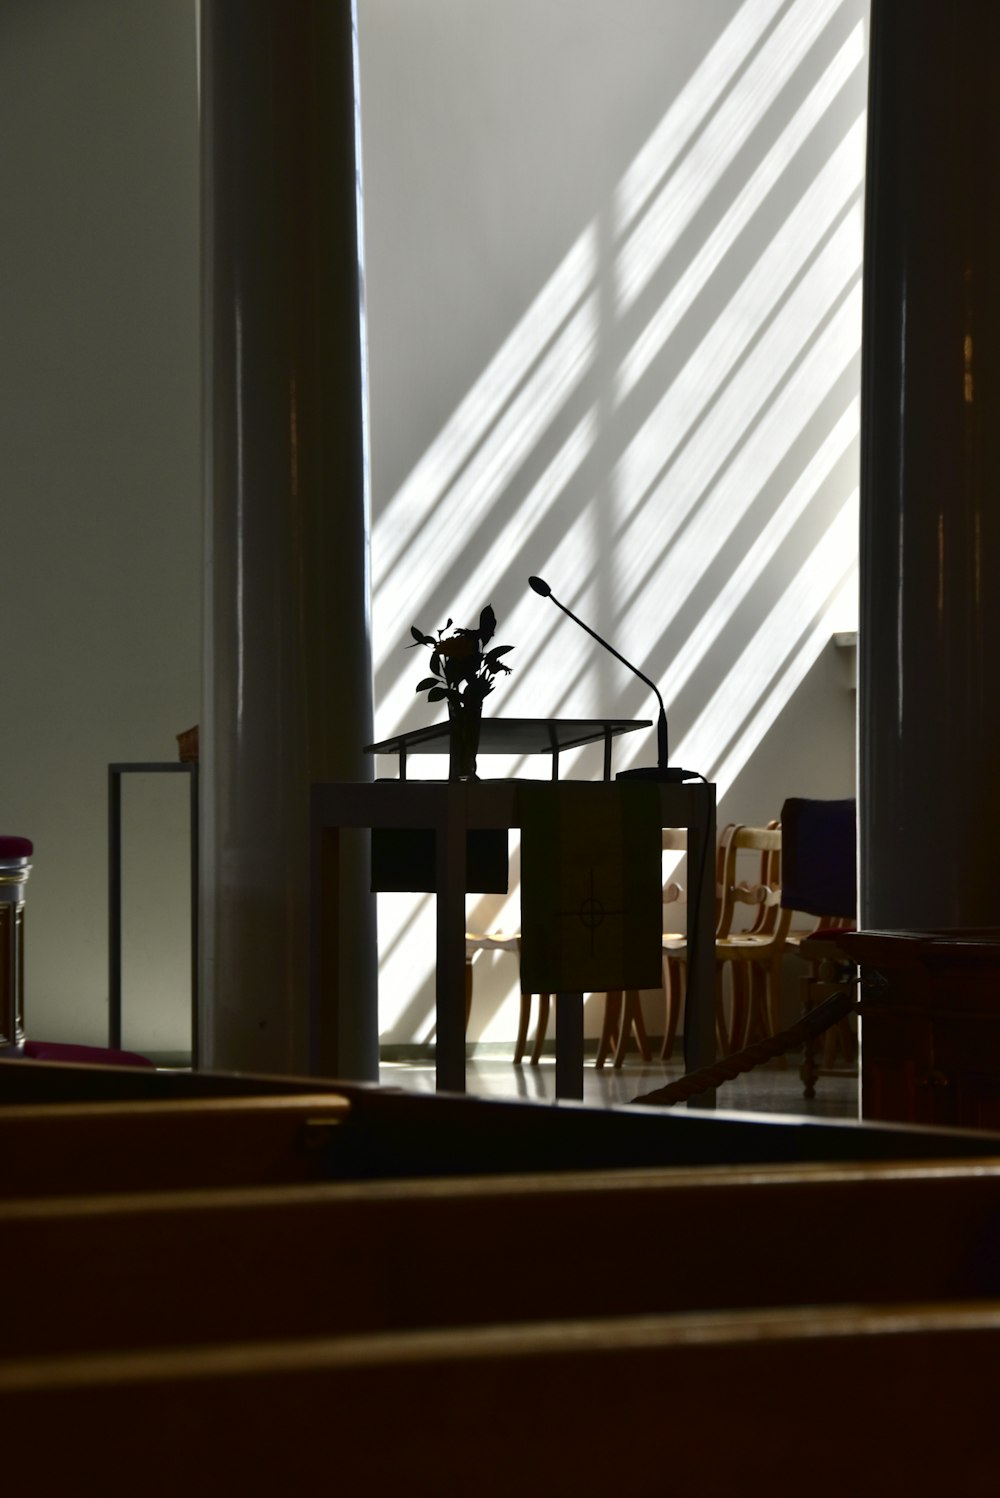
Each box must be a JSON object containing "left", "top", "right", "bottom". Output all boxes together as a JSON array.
[
  {"left": 662, "top": 823, "right": 794, "bottom": 944},
  {"left": 663, "top": 824, "right": 776, "bottom": 935},
  {"left": 708, "top": 823, "right": 748, "bottom": 936},
  {"left": 660, "top": 826, "right": 734, "bottom": 934},
  {"left": 740, "top": 820, "right": 781, "bottom": 936},
  {"left": 717, "top": 824, "right": 789, "bottom": 944},
  {"left": 779, "top": 798, "right": 857, "bottom": 922},
  {"left": 661, "top": 827, "right": 687, "bottom": 910}
]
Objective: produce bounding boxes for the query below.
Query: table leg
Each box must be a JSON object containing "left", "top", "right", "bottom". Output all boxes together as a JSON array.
[
  {"left": 683, "top": 784, "right": 717, "bottom": 1108},
  {"left": 188, "top": 764, "right": 199, "bottom": 1069},
  {"left": 436, "top": 791, "right": 468, "bottom": 1093},
  {"left": 108, "top": 768, "right": 122, "bottom": 1050},
  {"left": 555, "top": 991, "right": 584, "bottom": 1100}
]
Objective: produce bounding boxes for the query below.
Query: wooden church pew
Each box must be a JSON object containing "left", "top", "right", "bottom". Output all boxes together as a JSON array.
[
  {"left": 4, "top": 1058, "right": 1000, "bottom": 1488},
  {"left": 4, "top": 1155, "right": 1000, "bottom": 1360},
  {"left": 0, "top": 1054, "right": 340, "bottom": 1105},
  {"left": 1, "top": 1302, "right": 998, "bottom": 1494},
  {"left": 0, "top": 1093, "right": 350, "bottom": 1197},
  {"left": 8, "top": 1054, "right": 1000, "bottom": 1179}
]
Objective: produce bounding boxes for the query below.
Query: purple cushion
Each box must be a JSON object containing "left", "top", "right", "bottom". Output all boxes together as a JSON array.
[
  {"left": 23, "top": 1040, "right": 154, "bottom": 1069},
  {"left": 780, "top": 799, "right": 857, "bottom": 919},
  {"left": 0, "top": 836, "right": 33, "bottom": 859}
]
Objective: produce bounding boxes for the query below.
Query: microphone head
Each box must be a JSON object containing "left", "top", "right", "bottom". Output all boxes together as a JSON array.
[{"left": 528, "top": 575, "right": 551, "bottom": 598}]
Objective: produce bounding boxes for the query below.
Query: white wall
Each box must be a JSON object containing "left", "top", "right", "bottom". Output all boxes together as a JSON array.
[
  {"left": 359, "top": 0, "right": 866, "bottom": 1045},
  {"left": 0, "top": 1, "right": 201, "bottom": 1050},
  {"left": 0, "top": 0, "right": 864, "bottom": 1056}
]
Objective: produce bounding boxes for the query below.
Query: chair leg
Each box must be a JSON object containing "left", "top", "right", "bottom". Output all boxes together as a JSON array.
[
  {"left": 596, "top": 991, "right": 621, "bottom": 1068},
  {"left": 718, "top": 962, "right": 750, "bottom": 1055},
  {"left": 764, "top": 956, "right": 780, "bottom": 1037},
  {"left": 614, "top": 989, "right": 651, "bottom": 1068},
  {"left": 839, "top": 1008, "right": 859, "bottom": 1066},
  {"left": 612, "top": 990, "right": 629, "bottom": 1068},
  {"left": 743, "top": 964, "right": 768, "bottom": 1050},
  {"left": 800, "top": 974, "right": 818, "bottom": 1098},
  {"left": 742, "top": 964, "right": 764, "bottom": 1052},
  {"left": 530, "top": 994, "right": 550, "bottom": 1066},
  {"left": 631, "top": 990, "right": 652, "bottom": 1063},
  {"left": 722, "top": 963, "right": 755, "bottom": 1054},
  {"left": 715, "top": 964, "right": 729, "bottom": 1055},
  {"left": 514, "top": 991, "right": 532, "bottom": 1065},
  {"left": 765, "top": 958, "right": 786, "bottom": 1064},
  {"left": 742, "top": 961, "right": 784, "bottom": 1066},
  {"left": 660, "top": 956, "right": 685, "bottom": 1061}
]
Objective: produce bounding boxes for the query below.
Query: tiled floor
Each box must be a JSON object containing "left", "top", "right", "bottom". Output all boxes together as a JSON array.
[{"left": 379, "top": 1047, "right": 859, "bottom": 1119}]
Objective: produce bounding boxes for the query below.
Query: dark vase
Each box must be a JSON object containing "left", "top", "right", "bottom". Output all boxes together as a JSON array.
[{"left": 448, "top": 702, "right": 482, "bottom": 781}]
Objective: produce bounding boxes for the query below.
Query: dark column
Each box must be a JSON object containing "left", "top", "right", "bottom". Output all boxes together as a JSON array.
[
  {"left": 200, "top": 0, "right": 377, "bottom": 1075},
  {"left": 860, "top": 0, "right": 1000, "bottom": 929}
]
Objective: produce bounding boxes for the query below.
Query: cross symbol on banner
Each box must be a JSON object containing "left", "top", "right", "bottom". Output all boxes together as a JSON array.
[{"left": 557, "top": 865, "right": 626, "bottom": 958}]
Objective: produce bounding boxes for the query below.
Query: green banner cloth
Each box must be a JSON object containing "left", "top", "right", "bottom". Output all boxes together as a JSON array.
[{"left": 519, "top": 782, "right": 663, "bottom": 994}]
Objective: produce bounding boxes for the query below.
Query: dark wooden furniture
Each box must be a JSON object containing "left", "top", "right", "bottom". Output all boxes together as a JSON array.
[
  {"left": 0, "top": 1092, "right": 349, "bottom": 1198},
  {"left": 3, "top": 1056, "right": 1000, "bottom": 1492},
  {"left": 842, "top": 929, "right": 1000, "bottom": 1128},
  {"left": 4, "top": 1305, "right": 1000, "bottom": 1495},
  {"left": 311, "top": 778, "right": 717, "bottom": 1099}
]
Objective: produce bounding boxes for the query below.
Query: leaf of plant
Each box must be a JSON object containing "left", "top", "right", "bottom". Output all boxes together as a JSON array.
[
  {"left": 485, "top": 645, "right": 513, "bottom": 663},
  {"left": 430, "top": 653, "right": 440, "bottom": 676},
  {"left": 479, "top": 605, "right": 497, "bottom": 644},
  {"left": 415, "top": 677, "right": 439, "bottom": 692},
  {"left": 427, "top": 686, "right": 448, "bottom": 702}
]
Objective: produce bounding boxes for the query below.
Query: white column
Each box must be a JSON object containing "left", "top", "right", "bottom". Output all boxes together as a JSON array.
[
  {"left": 860, "top": 0, "right": 1000, "bottom": 930},
  {"left": 200, "top": 0, "right": 377, "bottom": 1075}
]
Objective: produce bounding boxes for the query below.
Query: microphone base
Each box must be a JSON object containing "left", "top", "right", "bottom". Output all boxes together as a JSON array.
[{"left": 616, "top": 766, "right": 701, "bottom": 783}]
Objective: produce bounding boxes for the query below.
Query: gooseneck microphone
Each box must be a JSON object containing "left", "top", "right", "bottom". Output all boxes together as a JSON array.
[{"left": 529, "top": 575, "right": 697, "bottom": 781}]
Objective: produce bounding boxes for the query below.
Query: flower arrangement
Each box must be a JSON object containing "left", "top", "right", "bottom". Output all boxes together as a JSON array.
[
  {"left": 408, "top": 606, "right": 513, "bottom": 779},
  {"left": 408, "top": 605, "right": 514, "bottom": 713}
]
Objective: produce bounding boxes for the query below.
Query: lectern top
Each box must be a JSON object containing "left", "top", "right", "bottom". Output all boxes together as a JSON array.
[
  {"left": 364, "top": 717, "right": 651, "bottom": 757},
  {"left": 364, "top": 717, "right": 653, "bottom": 781}
]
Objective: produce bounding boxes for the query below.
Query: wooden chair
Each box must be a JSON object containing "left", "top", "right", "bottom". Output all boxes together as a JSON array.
[
  {"left": 473, "top": 820, "right": 706, "bottom": 1070},
  {"left": 713, "top": 823, "right": 791, "bottom": 1054},
  {"left": 791, "top": 924, "right": 858, "bottom": 1096},
  {"left": 464, "top": 931, "right": 551, "bottom": 1065},
  {"left": 603, "top": 824, "right": 740, "bottom": 1068},
  {"left": 779, "top": 797, "right": 858, "bottom": 1096},
  {"left": 643, "top": 823, "right": 749, "bottom": 1063},
  {"left": 597, "top": 828, "right": 691, "bottom": 1068},
  {"left": 658, "top": 824, "right": 741, "bottom": 1061},
  {"left": 595, "top": 987, "right": 653, "bottom": 1068},
  {"left": 464, "top": 929, "right": 651, "bottom": 1070}
]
